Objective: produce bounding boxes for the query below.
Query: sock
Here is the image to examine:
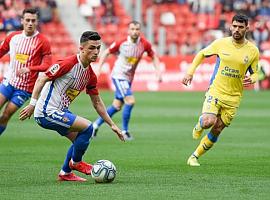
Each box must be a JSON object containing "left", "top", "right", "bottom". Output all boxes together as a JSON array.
[
  {"left": 193, "top": 132, "right": 218, "bottom": 158},
  {"left": 122, "top": 104, "right": 133, "bottom": 132},
  {"left": 72, "top": 125, "right": 93, "bottom": 162},
  {"left": 0, "top": 125, "right": 6, "bottom": 136},
  {"left": 61, "top": 144, "right": 74, "bottom": 173},
  {"left": 95, "top": 105, "right": 119, "bottom": 127}
]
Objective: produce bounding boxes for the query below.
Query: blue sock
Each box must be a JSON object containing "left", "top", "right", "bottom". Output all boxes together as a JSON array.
[
  {"left": 122, "top": 104, "right": 133, "bottom": 132},
  {"left": 95, "top": 105, "right": 118, "bottom": 127},
  {"left": 62, "top": 144, "right": 73, "bottom": 173},
  {"left": 0, "top": 125, "right": 6, "bottom": 136},
  {"left": 72, "top": 125, "right": 93, "bottom": 162},
  {"left": 207, "top": 132, "right": 218, "bottom": 143}
]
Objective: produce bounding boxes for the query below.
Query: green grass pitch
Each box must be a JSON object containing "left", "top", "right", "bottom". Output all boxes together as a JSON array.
[{"left": 0, "top": 91, "right": 269, "bottom": 200}]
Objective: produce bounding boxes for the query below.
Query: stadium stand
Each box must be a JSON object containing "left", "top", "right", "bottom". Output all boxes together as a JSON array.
[{"left": 79, "top": 0, "right": 270, "bottom": 56}]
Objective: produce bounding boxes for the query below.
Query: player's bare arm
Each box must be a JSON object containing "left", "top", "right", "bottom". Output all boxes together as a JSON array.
[
  {"left": 153, "top": 55, "right": 162, "bottom": 82},
  {"left": 96, "top": 48, "right": 110, "bottom": 77},
  {"left": 90, "top": 94, "right": 125, "bottom": 141},
  {"left": 19, "top": 74, "right": 50, "bottom": 120}
]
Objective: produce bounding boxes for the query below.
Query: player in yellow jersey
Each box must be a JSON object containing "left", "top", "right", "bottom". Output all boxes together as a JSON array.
[{"left": 182, "top": 14, "right": 259, "bottom": 166}]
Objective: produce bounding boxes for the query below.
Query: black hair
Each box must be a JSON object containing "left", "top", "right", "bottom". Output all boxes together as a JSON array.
[
  {"left": 22, "top": 8, "right": 39, "bottom": 18},
  {"left": 232, "top": 14, "right": 249, "bottom": 26},
  {"left": 80, "top": 31, "right": 101, "bottom": 44},
  {"left": 128, "top": 21, "right": 141, "bottom": 26}
]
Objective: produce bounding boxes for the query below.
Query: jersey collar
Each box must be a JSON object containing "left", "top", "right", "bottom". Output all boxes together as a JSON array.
[
  {"left": 127, "top": 36, "right": 141, "bottom": 44},
  {"left": 22, "top": 30, "right": 39, "bottom": 38}
]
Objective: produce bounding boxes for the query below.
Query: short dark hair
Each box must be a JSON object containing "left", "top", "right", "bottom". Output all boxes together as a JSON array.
[
  {"left": 128, "top": 21, "right": 141, "bottom": 26},
  {"left": 80, "top": 31, "right": 101, "bottom": 44},
  {"left": 22, "top": 8, "right": 39, "bottom": 18},
  {"left": 232, "top": 14, "right": 248, "bottom": 26}
]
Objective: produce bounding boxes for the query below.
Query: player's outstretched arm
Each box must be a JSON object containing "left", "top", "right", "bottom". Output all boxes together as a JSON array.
[
  {"left": 182, "top": 50, "right": 205, "bottom": 86},
  {"left": 90, "top": 94, "right": 125, "bottom": 141},
  {"left": 96, "top": 48, "right": 110, "bottom": 77},
  {"left": 152, "top": 55, "right": 162, "bottom": 82},
  {"left": 19, "top": 74, "right": 50, "bottom": 121}
]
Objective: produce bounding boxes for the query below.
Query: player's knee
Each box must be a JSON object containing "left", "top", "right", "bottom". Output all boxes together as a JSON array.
[
  {"left": 201, "top": 117, "right": 216, "bottom": 129},
  {"left": 125, "top": 99, "right": 135, "bottom": 105},
  {"left": 113, "top": 104, "right": 122, "bottom": 111},
  {"left": 0, "top": 113, "right": 12, "bottom": 123}
]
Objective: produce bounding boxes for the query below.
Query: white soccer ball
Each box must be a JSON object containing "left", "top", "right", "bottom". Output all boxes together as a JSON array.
[{"left": 91, "top": 160, "right": 116, "bottom": 183}]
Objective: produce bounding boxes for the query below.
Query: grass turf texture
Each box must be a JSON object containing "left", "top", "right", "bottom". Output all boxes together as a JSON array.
[{"left": 0, "top": 91, "right": 269, "bottom": 200}]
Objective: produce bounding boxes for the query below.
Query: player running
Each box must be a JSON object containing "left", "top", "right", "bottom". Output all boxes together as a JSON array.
[
  {"left": 182, "top": 14, "right": 259, "bottom": 166},
  {"left": 93, "top": 21, "right": 162, "bottom": 140}
]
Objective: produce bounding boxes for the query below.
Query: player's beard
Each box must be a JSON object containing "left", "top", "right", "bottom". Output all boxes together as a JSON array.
[{"left": 232, "top": 32, "right": 244, "bottom": 41}]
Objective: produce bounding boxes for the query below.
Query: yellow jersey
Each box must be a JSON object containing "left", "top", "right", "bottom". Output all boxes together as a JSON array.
[{"left": 188, "top": 37, "right": 259, "bottom": 106}]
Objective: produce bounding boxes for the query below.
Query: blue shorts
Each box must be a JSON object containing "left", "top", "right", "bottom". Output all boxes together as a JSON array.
[
  {"left": 0, "top": 80, "right": 31, "bottom": 108},
  {"left": 112, "top": 78, "right": 133, "bottom": 101},
  {"left": 34, "top": 110, "right": 76, "bottom": 136}
]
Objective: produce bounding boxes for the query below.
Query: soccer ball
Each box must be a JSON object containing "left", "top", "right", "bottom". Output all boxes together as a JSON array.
[{"left": 91, "top": 160, "right": 116, "bottom": 183}]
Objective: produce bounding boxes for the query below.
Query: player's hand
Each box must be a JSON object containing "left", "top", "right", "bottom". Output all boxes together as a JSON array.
[
  {"left": 157, "top": 73, "right": 162, "bottom": 83},
  {"left": 182, "top": 74, "right": 193, "bottom": 86},
  {"left": 243, "top": 76, "right": 253, "bottom": 87},
  {"left": 16, "top": 67, "right": 30, "bottom": 76},
  {"left": 111, "top": 124, "right": 125, "bottom": 142},
  {"left": 19, "top": 105, "right": 35, "bottom": 121}
]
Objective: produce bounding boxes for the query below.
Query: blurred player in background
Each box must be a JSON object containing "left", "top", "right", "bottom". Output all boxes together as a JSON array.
[
  {"left": 20, "top": 31, "right": 124, "bottom": 182},
  {"left": 0, "top": 8, "right": 52, "bottom": 136},
  {"left": 93, "top": 21, "right": 162, "bottom": 140},
  {"left": 182, "top": 14, "right": 259, "bottom": 166}
]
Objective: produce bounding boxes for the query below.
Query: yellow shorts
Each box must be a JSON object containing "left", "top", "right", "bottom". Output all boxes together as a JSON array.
[{"left": 202, "top": 93, "right": 237, "bottom": 126}]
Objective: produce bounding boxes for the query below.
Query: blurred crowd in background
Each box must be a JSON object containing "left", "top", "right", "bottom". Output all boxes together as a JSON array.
[
  {"left": 1, "top": 0, "right": 270, "bottom": 56},
  {"left": 0, "top": 0, "right": 58, "bottom": 32}
]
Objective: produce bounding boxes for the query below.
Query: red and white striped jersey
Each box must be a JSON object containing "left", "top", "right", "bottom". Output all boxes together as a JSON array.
[
  {"left": 0, "top": 31, "right": 52, "bottom": 93},
  {"left": 34, "top": 54, "right": 99, "bottom": 117},
  {"left": 109, "top": 36, "right": 154, "bottom": 82}
]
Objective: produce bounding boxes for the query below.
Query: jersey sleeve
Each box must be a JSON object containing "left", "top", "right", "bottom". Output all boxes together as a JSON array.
[
  {"left": 144, "top": 41, "right": 155, "bottom": 58},
  {"left": 41, "top": 37, "right": 52, "bottom": 56},
  {"left": 248, "top": 48, "right": 260, "bottom": 83},
  {"left": 45, "top": 59, "right": 73, "bottom": 80},
  {"left": 200, "top": 39, "right": 219, "bottom": 57},
  {"left": 0, "top": 32, "right": 17, "bottom": 58},
  {"left": 108, "top": 40, "right": 123, "bottom": 54},
  {"left": 86, "top": 67, "right": 99, "bottom": 95},
  {"left": 187, "top": 39, "right": 219, "bottom": 75}
]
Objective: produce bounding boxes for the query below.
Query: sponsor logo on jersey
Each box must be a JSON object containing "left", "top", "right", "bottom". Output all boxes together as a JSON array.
[{"left": 15, "top": 54, "right": 29, "bottom": 64}]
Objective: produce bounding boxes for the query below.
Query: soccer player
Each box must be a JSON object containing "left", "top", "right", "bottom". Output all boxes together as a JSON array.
[
  {"left": 182, "top": 14, "right": 259, "bottom": 166},
  {"left": 92, "top": 21, "right": 162, "bottom": 140},
  {"left": 19, "top": 31, "right": 124, "bottom": 182},
  {"left": 0, "top": 8, "right": 52, "bottom": 136}
]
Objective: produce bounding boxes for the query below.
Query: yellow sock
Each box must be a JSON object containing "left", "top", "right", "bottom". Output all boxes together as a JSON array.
[{"left": 193, "top": 133, "right": 217, "bottom": 158}]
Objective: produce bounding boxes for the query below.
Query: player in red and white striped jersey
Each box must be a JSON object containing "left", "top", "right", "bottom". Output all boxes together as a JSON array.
[
  {"left": 20, "top": 31, "right": 124, "bottom": 182},
  {"left": 0, "top": 8, "right": 52, "bottom": 136},
  {"left": 93, "top": 21, "right": 162, "bottom": 140}
]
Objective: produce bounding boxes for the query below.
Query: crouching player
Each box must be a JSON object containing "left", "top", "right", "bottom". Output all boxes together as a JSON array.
[{"left": 20, "top": 31, "right": 124, "bottom": 181}]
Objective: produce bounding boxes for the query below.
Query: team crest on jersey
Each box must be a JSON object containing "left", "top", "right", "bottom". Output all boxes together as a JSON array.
[
  {"left": 244, "top": 56, "right": 249, "bottom": 64},
  {"left": 49, "top": 64, "right": 60, "bottom": 75},
  {"left": 62, "top": 117, "right": 70, "bottom": 123}
]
